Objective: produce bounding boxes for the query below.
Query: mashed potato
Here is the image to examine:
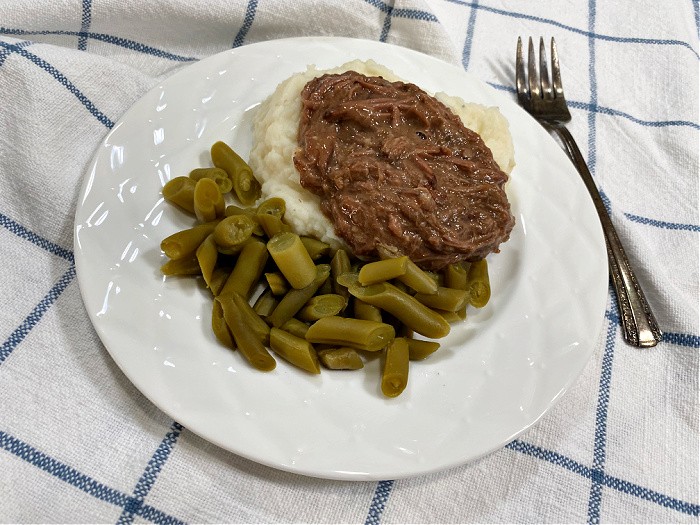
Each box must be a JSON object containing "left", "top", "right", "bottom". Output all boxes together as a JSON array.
[{"left": 248, "top": 60, "right": 515, "bottom": 250}]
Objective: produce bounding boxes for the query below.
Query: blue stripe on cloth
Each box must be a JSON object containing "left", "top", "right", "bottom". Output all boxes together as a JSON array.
[
  {"left": 363, "top": 0, "right": 438, "bottom": 21},
  {"left": 0, "top": 212, "right": 74, "bottom": 262},
  {"left": 0, "top": 265, "right": 76, "bottom": 365},
  {"left": 78, "top": 0, "right": 92, "bottom": 50},
  {"left": 0, "top": 28, "right": 197, "bottom": 62},
  {"left": 588, "top": 305, "right": 617, "bottom": 524},
  {"left": 0, "top": 39, "right": 30, "bottom": 66},
  {"left": 232, "top": 0, "right": 258, "bottom": 48},
  {"left": 0, "top": 429, "right": 186, "bottom": 523},
  {"left": 624, "top": 213, "right": 700, "bottom": 232},
  {"left": 487, "top": 83, "right": 700, "bottom": 130},
  {"left": 662, "top": 332, "right": 700, "bottom": 348},
  {"left": 379, "top": 3, "right": 394, "bottom": 42},
  {"left": 461, "top": 0, "right": 479, "bottom": 70},
  {"left": 442, "top": 0, "right": 699, "bottom": 57},
  {"left": 117, "top": 422, "right": 184, "bottom": 525},
  {"left": 364, "top": 480, "right": 394, "bottom": 525},
  {"left": 694, "top": 0, "right": 700, "bottom": 39},
  {"left": 0, "top": 40, "right": 113, "bottom": 128},
  {"left": 508, "top": 439, "right": 700, "bottom": 516}
]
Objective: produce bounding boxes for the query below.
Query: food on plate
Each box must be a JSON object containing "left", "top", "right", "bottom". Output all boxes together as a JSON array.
[
  {"left": 158, "top": 57, "right": 514, "bottom": 396},
  {"left": 248, "top": 59, "right": 515, "bottom": 270}
]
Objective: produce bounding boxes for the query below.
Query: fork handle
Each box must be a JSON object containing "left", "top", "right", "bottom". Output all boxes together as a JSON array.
[{"left": 548, "top": 125, "right": 662, "bottom": 347}]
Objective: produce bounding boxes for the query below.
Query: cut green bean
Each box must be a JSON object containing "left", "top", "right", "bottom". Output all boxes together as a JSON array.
[
  {"left": 160, "top": 254, "right": 201, "bottom": 276},
  {"left": 381, "top": 337, "right": 409, "bottom": 398},
  {"left": 377, "top": 246, "right": 438, "bottom": 294},
  {"left": 265, "top": 272, "right": 289, "bottom": 296},
  {"left": 195, "top": 233, "right": 218, "bottom": 289},
  {"left": 162, "top": 176, "right": 196, "bottom": 214},
  {"left": 225, "top": 204, "right": 264, "bottom": 236},
  {"left": 467, "top": 259, "right": 490, "bottom": 308},
  {"left": 218, "top": 239, "right": 268, "bottom": 300},
  {"left": 216, "top": 296, "right": 275, "bottom": 371},
  {"left": 255, "top": 197, "right": 286, "bottom": 219},
  {"left": 305, "top": 316, "right": 395, "bottom": 352},
  {"left": 331, "top": 249, "right": 352, "bottom": 310},
  {"left": 213, "top": 214, "right": 255, "bottom": 249},
  {"left": 253, "top": 288, "right": 278, "bottom": 318},
  {"left": 414, "top": 286, "right": 469, "bottom": 313},
  {"left": 225, "top": 291, "right": 270, "bottom": 345},
  {"left": 189, "top": 167, "right": 233, "bottom": 194},
  {"left": 160, "top": 221, "right": 218, "bottom": 260},
  {"left": 269, "top": 327, "right": 320, "bottom": 374},
  {"left": 267, "top": 232, "right": 317, "bottom": 289},
  {"left": 297, "top": 294, "right": 346, "bottom": 322},
  {"left": 211, "top": 299, "right": 235, "bottom": 349},
  {"left": 256, "top": 213, "right": 290, "bottom": 237},
  {"left": 211, "top": 141, "right": 260, "bottom": 205},
  {"left": 266, "top": 264, "right": 330, "bottom": 327},
  {"left": 300, "top": 236, "right": 331, "bottom": 261},
  {"left": 281, "top": 318, "right": 310, "bottom": 339},
  {"left": 347, "top": 281, "right": 450, "bottom": 339},
  {"left": 318, "top": 348, "right": 364, "bottom": 370},
  {"left": 406, "top": 338, "right": 440, "bottom": 360},
  {"left": 209, "top": 266, "right": 231, "bottom": 296},
  {"left": 444, "top": 263, "right": 468, "bottom": 319},
  {"left": 193, "top": 177, "right": 225, "bottom": 223},
  {"left": 358, "top": 256, "right": 408, "bottom": 285},
  {"left": 354, "top": 299, "right": 383, "bottom": 322}
]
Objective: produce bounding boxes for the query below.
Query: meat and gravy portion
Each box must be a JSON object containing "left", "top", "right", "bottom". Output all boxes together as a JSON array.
[{"left": 293, "top": 71, "right": 514, "bottom": 270}]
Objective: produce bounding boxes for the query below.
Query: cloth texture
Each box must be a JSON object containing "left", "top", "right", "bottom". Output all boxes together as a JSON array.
[{"left": 0, "top": 0, "right": 698, "bottom": 523}]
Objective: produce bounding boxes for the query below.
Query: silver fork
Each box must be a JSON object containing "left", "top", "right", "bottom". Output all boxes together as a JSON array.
[{"left": 516, "top": 36, "right": 662, "bottom": 347}]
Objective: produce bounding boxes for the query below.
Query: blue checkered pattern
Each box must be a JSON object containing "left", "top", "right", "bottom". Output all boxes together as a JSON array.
[{"left": 0, "top": 0, "right": 697, "bottom": 522}]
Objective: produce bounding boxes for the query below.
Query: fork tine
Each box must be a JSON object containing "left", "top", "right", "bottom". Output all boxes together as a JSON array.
[
  {"left": 539, "top": 37, "right": 552, "bottom": 98},
  {"left": 551, "top": 37, "right": 564, "bottom": 97},
  {"left": 516, "top": 37, "right": 527, "bottom": 99},
  {"left": 527, "top": 37, "right": 540, "bottom": 98}
]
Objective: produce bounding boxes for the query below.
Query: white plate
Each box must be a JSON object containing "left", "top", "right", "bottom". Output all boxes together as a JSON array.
[{"left": 74, "top": 37, "right": 607, "bottom": 480}]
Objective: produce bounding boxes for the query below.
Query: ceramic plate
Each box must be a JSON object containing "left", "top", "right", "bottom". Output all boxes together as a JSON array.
[{"left": 74, "top": 37, "right": 608, "bottom": 480}]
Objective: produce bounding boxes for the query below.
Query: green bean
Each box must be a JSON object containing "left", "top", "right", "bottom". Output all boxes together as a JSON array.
[
  {"left": 256, "top": 213, "right": 290, "bottom": 237},
  {"left": 267, "top": 232, "right": 317, "bottom": 289},
  {"left": 211, "top": 300, "right": 235, "bottom": 349},
  {"left": 162, "top": 176, "right": 196, "bottom": 214},
  {"left": 160, "top": 221, "right": 218, "bottom": 260},
  {"left": 281, "top": 318, "right": 310, "bottom": 339},
  {"left": 213, "top": 214, "right": 255, "bottom": 249},
  {"left": 305, "top": 316, "right": 395, "bottom": 352},
  {"left": 406, "top": 339, "right": 440, "bottom": 361},
  {"left": 435, "top": 309, "right": 462, "bottom": 323},
  {"left": 255, "top": 197, "right": 286, "bottom": 218},
  {"left": 377, "top": 246, "right": 437, "bottom": 294},
  {"left": 331, "top": 249, "right": 352, "bottom": 309},
  {"left": 444, "top": 263, "right": 468, "bottom": 319},
  {"left": 160, "top": 254, "right": 201, "bottom": 276},
  {"left": 253, "top": 287, "right": 278, "bottom": 318},
  {"left": 225, "top": 205, "right": 265, "bottom": 236},
  {"left": 318, "top": 348, "right": 364, "bottom": 370},
  {"left": 189, "top": 167, "right": 233, "bottom": 194},
  {"left": 297, "top": 294, "right": 346, "bottom": 322},
  {"left": 347, "top": 281, "right": 450, "bottom": 339},
  {"left": 265, "top": 272, "right": 289, "bottom": 296},
  {"left": 193, "top": 177, "right": 225, "bottom": 223},
  {"left": 266, "top": 264, "right": 330, "bottom": 327},
  {"left": 195, "top": 234, "right": 218, "bottom": 289},
  {"left": 316, "top": 275, "right": 334, "bottom": 295},
  {"left": 216, "top": 296, "right": 275, "bottom": 371},
  {"left": 381, "top": 337, "right": 409, "bottom": 398},
  {"left": 218, "top": 239, "right": 268, "bottom": 300},
  {"left": 358, "top": 256, "right": 408, "bottom": 285},
  {"left": 467, "top": 259, "right": 490, "bottom": 308},
  {"left": 335, "top": 271, "right": 360, "bottom": 288},
  {"left": 227, "top": 291, "right": 270, "bottom": 345},
  {"left": 269, "top": 328, "right": 320, "bottom": 374},
  {"left": 300, "top": 237, "right": 331, "bottom": 261},
  {"left": 414, "top": 286, "right": 469, "bottom": 313},
  {"left": 209, "top": 266, "right": 231, "bottom": 296},
  {"left": 210, "top": 141, "right": 260, "bottom": 206},
  {"left": 354, "top": 299, "right": 383, "bottom": 323}
]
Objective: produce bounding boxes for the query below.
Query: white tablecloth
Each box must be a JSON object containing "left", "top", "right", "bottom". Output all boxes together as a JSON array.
[{"left": 0, "top": 1, "right": 698, "bottom": 522}]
